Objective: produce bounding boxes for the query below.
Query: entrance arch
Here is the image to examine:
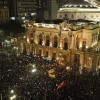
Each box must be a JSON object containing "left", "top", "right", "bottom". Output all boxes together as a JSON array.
[
  {"left": 45, "top": 51, "right": 49, "bottom": 57},
  {"left": 52, "top": 53, "right": 56, "bottom": 60}
]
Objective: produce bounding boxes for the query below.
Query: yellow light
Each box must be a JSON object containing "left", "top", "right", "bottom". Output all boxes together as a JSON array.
[
  {"left": 10, "top": 90, "right": 14, "bottom": 94},
  {"left": 31, "top": 69, "right": 36, "bottom": 73},
  {"left": 80, "top": 44, "right": 82, "bottom": 48},
  {"left": 27, "top": 38, "right": 30, "bottom": 43},
  {"left": 86, "top": 46, "right": 88, "bottom": 49}
]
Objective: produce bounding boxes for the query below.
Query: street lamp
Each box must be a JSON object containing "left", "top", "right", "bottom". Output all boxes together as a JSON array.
[
  {"left": 31, "top": 69, "right": 36, "bottom": 73},
  {"left": 32, "top": 64, "right": 35, "bottom": 68},
  {"left": 10, "top": 90, "right": 14, "bottom": 94}
]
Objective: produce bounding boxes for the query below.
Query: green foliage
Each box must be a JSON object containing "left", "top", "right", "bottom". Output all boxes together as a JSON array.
[{"left": 0, "top": 29, "right": 4, "bottom": 36}]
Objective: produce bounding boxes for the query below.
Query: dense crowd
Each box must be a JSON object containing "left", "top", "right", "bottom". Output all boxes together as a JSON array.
[{"left": 0, "top": 48, "right": 100, "bottom": 100}]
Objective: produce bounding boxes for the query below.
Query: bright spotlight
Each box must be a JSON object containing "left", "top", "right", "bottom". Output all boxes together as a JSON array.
[
  {"left": 32, "top": 64, "right": 35, "bottom": 68},
  {"left": 31, "top": 69, "right": 36, "bottom": 73},
  {"left": 10, "top": 90, "right": 14, "bottom": 94}
]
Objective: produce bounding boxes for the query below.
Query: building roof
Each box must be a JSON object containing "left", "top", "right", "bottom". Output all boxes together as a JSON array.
[{"left": 62, "top": 0, "right": 97, "bottom": 8}]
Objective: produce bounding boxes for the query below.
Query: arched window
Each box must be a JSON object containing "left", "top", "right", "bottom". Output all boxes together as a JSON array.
[
  {"left": 30, "top": 33, "right": 33, "bottom": 37},
  {"left": 59, "top": 14, "right": 62, "bottom": 18},
  {"left": 71, "top": 14, "right": 74, "bottom": 19},
  {"left": 45, "top": 35, "right": 50, "bottom": 46},
  {"left": 63, "top": 38, "right": 68, "bottom": 50},
  {"left": 45, "top": 51, "right": 48, "bottom": 57},
  {"left": 23, "top": 43, "right": 26, "bottom": 53},
  {"left": 74, "top": 54, "right": 80, "bottom": 66},
  {"left": 38, "top": 34, "right": 43, "bottom": 45},
  {"left": 63, "top": 55, "right": 67, "bottom": 61},
  {"left": 30, "top": 39, "right": 34, "bottom": 44},
  {"left": 53, "top": 36, "right": 58, "bottom": 48},
  {"left": 38, "top": 49, "right": 42, "bottom": 56}
]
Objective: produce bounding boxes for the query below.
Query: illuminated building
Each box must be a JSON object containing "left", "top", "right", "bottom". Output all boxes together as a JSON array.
[
  {"left": 17, "top": 0, "right": 36, "bottom": 20},
  {"left": 19, "top": 20, "right": 100, "bottom": 69},
  {"left": 57, "top": 0, "right": 100, "bottom": 21}
]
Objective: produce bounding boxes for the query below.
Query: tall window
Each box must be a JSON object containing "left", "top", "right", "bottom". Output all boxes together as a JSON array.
[
  {"left": 53, "top": 36, "right": 58, "bottom": 48},
  {"left": 38, "top": 49, "right": 42, "bottom": 56},
  {"left": 38, "top": 34, "right": 43, "bottom": 45},
  {"left": 45, "top": 51, "right": 48, "bottom": 57},
  {"left": 63, "top": 38, "right": 68, "bottom": 50},
  {"left": 82, "top": 41, "right": 86, "bottom": 50},
  {"left": 45, "top": 35, "right": 50, "bottom": 46},
  {"left": 74, "top": 54, "right": 80, "bottom": 65},
  {"left": 52, "top": 53, "right": 56, "bottom": 60}
]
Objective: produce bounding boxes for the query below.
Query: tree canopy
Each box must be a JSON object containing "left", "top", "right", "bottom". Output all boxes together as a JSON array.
[{"left": 0, "top": 20, "right": 25, "bottom": 37}]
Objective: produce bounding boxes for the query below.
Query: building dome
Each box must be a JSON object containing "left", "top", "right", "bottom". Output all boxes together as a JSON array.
[
  {"left": 57, "top": 0, "right": 100, "bottom": 21},
  {"left": 62, "top": 0, "right": 97, "bottom": 8}
]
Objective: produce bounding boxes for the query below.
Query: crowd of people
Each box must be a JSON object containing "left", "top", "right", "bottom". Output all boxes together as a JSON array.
[{"left": 0, "top": 47, "right": 100, "bottom": 100}]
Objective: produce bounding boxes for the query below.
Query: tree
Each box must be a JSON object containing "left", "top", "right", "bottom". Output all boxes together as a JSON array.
[{"left": 0, "top": 20, "right": 26, "bottom": 37}]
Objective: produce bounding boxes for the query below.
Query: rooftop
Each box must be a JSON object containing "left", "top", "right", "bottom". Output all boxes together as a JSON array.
[{"left": 62, "top": 0, "right": 97, "bottom": 8}]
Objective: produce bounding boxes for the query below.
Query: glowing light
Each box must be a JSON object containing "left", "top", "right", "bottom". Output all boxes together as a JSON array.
[
  {"left": 10, "top": 95, "right": 16, "bottom": 100},
  {"left": 22, "top": 17, "right": 25, "bottom": 20},
  {"left": 10, "top": 90, "right": 14, "bottom": 94},
  {"left": 27, "top": 38, "right": 30, "bottom": 43},
  {"left": 10, "top": 17, "right": 15, "bottom": 20},
  {"left": 86, "top": 46, "right": 88, "bottom": 49},
  {"left": 80, "top": 5, "right": 83, "bottom": 7},
  {"left": 31, "top": 69, "right": 36, "bottom": 73},
  {"left": 80, "top": 44, "right": 82, "bottom": 48},
  {"left": 32, "top": 64, "right": 35, "bottom": 68}
]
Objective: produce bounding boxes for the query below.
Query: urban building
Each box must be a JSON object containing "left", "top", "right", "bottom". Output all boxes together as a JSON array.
[
  {"left": 0, "top": 0, "right": 8, "bottom": 8},
  {"left": 19, "top": 20, "right": 100, "bottom": 70},
  {"left": 0, "top": 8, "right": 9, "bottom": 24},
  {"left": 8, "top": 0, "right": 17, "bottom": 19},
  {"left": 36, "top": 0, "right": 69, "bottom": 20},
  {"left": 0, "top": 0, "right": 9, "bottom": 24},
  {"left": 8, "top": 0, "right": 36, "bottom": 20},
  {"left": 17, "top": 0, "right": 36, "bottom": 20}
]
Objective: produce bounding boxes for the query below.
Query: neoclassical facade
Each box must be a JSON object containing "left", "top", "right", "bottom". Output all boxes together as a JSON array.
[{"left": 19, "top": 21, "right": 100, "bottom": 69}]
